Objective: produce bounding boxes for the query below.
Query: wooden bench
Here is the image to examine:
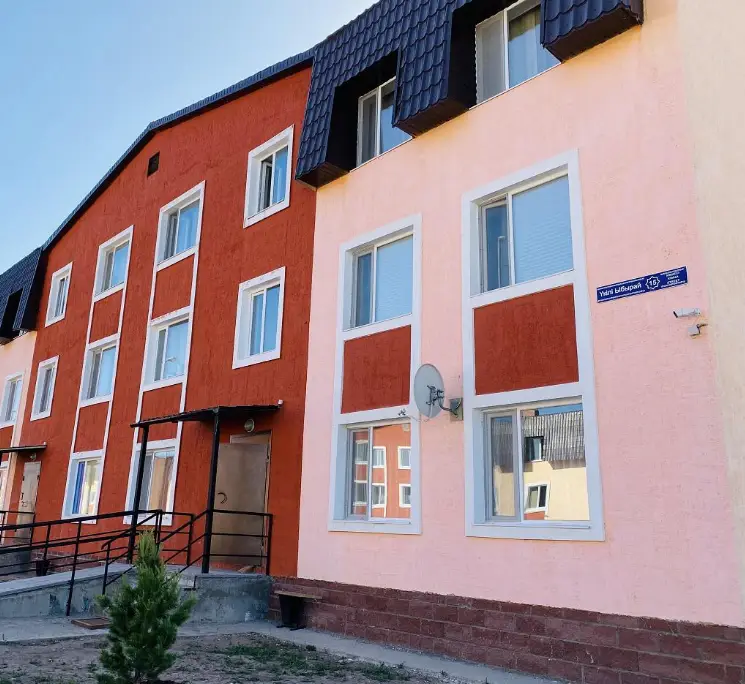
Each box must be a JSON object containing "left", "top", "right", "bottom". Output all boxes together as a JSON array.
[{"left": 275, "top": 590, "right": 318, "bottom": 630}]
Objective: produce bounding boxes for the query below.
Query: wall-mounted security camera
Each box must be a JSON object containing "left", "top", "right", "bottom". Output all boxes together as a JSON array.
[{"left": 673, "top": 308, "right": 701, "bottom": 319}]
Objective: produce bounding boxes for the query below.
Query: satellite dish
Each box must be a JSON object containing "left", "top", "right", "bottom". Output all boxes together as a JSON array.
[{"left": 414, "top": 364, "right": 445, "bottom": 418}]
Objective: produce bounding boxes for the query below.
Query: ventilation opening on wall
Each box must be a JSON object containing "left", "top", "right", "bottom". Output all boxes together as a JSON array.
[
  {"left": 147, "top": 152, "right": 160, "bottom": 176},
  {"left": 0, "top": 290, "right": 22, "bottom": 344}
]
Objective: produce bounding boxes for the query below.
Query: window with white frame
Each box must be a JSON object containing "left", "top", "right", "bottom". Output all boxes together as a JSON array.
[
  {"left": 46, "top": 263, "right": 72, "bottom": 325},
  {"left": 0, "top": 375, "right": 22, "bottom": 425},
  {"left": 399, "top": 484, "right": 412, "bottom": 508},
  {"left": 357, "top": 78, "right": 411, "bottom": 165},
  {"left": 397, "top": 446, "right": 411, "bottom": 469},
  {"left": 479, "top": 174, "right": 572, "bottom": 293},
  {"left": 476, "top": 0, "right": 559, "bottom": 102},
  {"left": 350, "top": 233, "right": 413, "bottom": 328},
  {"left": 82, "top": 342, "right": 117, "bottom": 401},
  {"left": 483, "top": 402, "right": 588, "bottom": 523},
  {"left": 31, "top": 357, "right": 58, "bottom": 419},
  {"left": 65, "top": 454, "right": 101, "bottom": 517},
  {"left": 128, "top": 447, "right": 176, "bottom": 512},
  {"left": 0, "top": 462, "right": 8, "bottom": 508},
  {"left": 234, "top": 268, "right": 285, "bottom": 367},
  {"left": 96, "top": 235, "right": 130, "bottom": 295},
  {"left": 148, "top": 317, "right": 189, "bottom": 384},
  {"left": 160, "top": 200, "right": 199, "bottom": 262},
  {"left": 245, "top": 127, "right": 293, "bottom": 226},
  {"left": 347, "top": 422, "right": 411, "bottom": 521}
]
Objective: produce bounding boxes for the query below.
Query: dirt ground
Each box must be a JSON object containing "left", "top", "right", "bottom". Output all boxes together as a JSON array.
[{"left": 0, "top": 632, "right": 466, "bottom": 684}]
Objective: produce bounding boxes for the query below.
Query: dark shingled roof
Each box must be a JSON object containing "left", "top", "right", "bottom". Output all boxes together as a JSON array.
[
  {"left": 296, "top": 0, "right": 472, "bottom": 184},
  {"left": 297, "top": 0, "right": 643, "bottom": 186},
  {"left": 0, "top": 248, "right": 42, "bottom": 341},
  {"left": 43, "top": 49, "right": 314, "bottom": 251},
  {"left": 542, "top": 0, "right": 644, "bottom": 60}
]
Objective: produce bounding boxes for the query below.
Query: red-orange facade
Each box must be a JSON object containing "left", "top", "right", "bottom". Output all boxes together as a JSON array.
[{"left": 10, "top": 66, "right": 314, "bottom": 576}]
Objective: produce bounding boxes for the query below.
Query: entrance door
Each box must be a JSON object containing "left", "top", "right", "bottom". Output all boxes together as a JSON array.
[
  {"left": 211, "top": 435, "right": 269, "bottom": 570},
  {"left": 16, "top": 460, "right": 40, "bottom": 540}
]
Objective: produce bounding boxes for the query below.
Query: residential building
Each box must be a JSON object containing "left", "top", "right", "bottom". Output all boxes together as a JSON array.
[
  {"left": 6, "top": 53, "right": 315, "bottom": 576},
  {"left": 0, "top": 249, "right": 42, "bottom": 527},
  {"left": 283, "top": 0, "right": 745, "bottom": 680}
]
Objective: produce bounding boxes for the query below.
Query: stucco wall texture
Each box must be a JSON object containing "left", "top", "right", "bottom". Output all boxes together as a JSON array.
[
  {"left": 0, "top": 331, "right": 36, "bottom": 509},
  {"left": 298, "top": 0, "right": 742, "bottom": 625},
  {"left": 16, "top": 67, "right": 314, "bottom": 577}
]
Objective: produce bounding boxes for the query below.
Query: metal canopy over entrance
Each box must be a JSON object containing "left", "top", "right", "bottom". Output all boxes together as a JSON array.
[
  {"left": 0, "top": 444, "right": 46, "bottom": 455},
  {"left": 129, "top": 405, "right": 279, "bottom": 572}
]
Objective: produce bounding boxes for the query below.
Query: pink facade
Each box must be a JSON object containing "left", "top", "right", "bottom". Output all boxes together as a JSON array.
[{"left": 298, "top": 0, "right": 742, "bottom": 627}]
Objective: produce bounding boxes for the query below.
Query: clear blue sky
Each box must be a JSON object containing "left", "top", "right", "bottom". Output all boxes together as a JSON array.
[{"left": 0, "top": 0, "right": 376, "bottom": 273}]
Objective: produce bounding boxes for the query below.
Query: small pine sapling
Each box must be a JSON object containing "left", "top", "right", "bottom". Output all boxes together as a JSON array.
[{"left": 96, "top": 531, "right": 195, "bottom": 684}]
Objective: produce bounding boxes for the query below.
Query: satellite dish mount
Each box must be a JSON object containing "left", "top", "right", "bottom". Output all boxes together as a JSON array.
[{"left": 413, "top": 364, "right": 463, "bottom": 420}]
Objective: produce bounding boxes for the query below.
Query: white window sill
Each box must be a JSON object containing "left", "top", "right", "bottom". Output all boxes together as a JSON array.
[
  {"left": 467, "top": 520, "right": 604, "bottom": 542},
  {"left": 0, "top": 420, "right": 16, "bottom": 430},
  {"left": 473, "top": 63, "right": 560, "bottom": 111},
  {"left": 79, "top": 395, "right": 112, "bottom": 409},
  {"left": 61, "top": 514, "right": 98, "bottom": 525},
  {"left": 328, "top": 518, "right": 421, "bottom": 535},
  {"left": 29, "top": 411, "right": 52, "bottom": 422},
  {"left": 233, "top": 349, "right": 281, "bottom": 369},
  {"left": 353, "top": 137, "right": 412, "bottom": 172},
  {"left": 244, "top": 199, "right": 290, "bottom": 228},
  {"left": 342, "top": 313, "right": 412, "bottom": 342},
  {"left": 156, "top": 247, "right": 196, "bottom": 273},
  {"left": 93, "top": 283, "right": 125, "bottom": 303},
  {"left": 44, "top": 314, "right": 66, "bottom": 328},
  {"left": 142, "top": 376, "right": 185, "bottom": 392},
  {"left": 123, "top": 514, "right": 173, "bottom": 527}
]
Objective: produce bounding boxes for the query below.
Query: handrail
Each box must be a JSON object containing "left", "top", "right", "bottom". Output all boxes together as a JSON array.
[{"left": 0, "top": 506, "right": 275, "bottom": 614}]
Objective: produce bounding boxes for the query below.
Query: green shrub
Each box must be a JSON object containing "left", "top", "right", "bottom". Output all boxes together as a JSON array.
[{"left": 96, "top": 532, "right": 195, "bottom": 684}]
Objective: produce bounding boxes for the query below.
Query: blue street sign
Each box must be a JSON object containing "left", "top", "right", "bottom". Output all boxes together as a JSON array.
[{"left": 596, "top": 267, "right": 688, "bottom": 304}]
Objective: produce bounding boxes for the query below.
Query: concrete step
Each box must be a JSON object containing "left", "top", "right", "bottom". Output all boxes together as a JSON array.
[{"left": 0, "top": 563, "right": 270, "bottom": 623}]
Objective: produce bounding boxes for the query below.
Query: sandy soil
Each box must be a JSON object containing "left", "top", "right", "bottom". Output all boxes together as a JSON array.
[{"left": 0, "top": 632, "right": 464, "bottom": 684}]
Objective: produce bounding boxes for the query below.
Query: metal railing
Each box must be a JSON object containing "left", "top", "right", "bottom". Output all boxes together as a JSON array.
[
  {"left": 101, "top": 508, "right": 273, "bottom": 594},
  {"left": 0, "top": 507, "right": 274, "bottom": 615},
  {"left": 0, "top": 510, "right": 33, "bottom": 529}
]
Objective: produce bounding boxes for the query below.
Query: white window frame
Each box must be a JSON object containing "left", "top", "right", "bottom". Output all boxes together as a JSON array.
[
  {"left": 144, "top": 309, "right": 191, "bottom": 390},
  {"left": 343, "top": 226, "right": 415, "bottom": 336},
  {"left": 474, "top": 169, "right": 572, "bottom": 297},
  {"left": 371, "top": 483, "right": 386, "bottom": 509},
  {"left": 45, "top": 262, "right": 73, "bottom": 326},
  {"left": 461, "top": 151, "right": 604, "bottom": 542},
  {"left": 475, "top": 0, "right": 558, "bottom": 104},
  {"left": 372, "top": 446, "right": 386, "bottom": 468},
  {"left": 330, "top": 215, "right": 422, "bottom": 535},
  {"left": 30, "top": 356, "right": 59, "bottom": 421},
  {"left": 524, "top": 482, "right": 550, "bottom": 514},
  {"left": 93, "top": 227, "right": 133, "bottom": 301},
  {"left": 0, "top": 373, "right": 23, "bottom": 428},
  {"left": 155, "top": 183, "right": 205, "bottom": 270},
  {"left": 62, "top": 451, "right": 102, "bottom": 519},
  {"left": 80, "top": 336, "right": 119, "bottom": 406},
  {"left": 399, "top": 483, "right": 412, "bottom": 508},
  {"left": 124, "top": 439, "right": 178, "bottom": 525},
  {"left": 0, "top": 459, "right": 8, "bottom": 510},
  {"left": 356, "top": 78, "right": 410, "bottom": 166},
  {"left": 244, "top": 126, "right": 294, "bottom": 228},
  {"left": 397, "top": 446, "right": 411, "bottom": 470},
  {"left": 232, "top": 267, "right": 286, "bottom": 369}
]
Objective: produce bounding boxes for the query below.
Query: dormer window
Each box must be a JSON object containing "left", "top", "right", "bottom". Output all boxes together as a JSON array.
[
  {"left": 476, "top": 0, "right": 559, "bottom": 102},
  {"left": 357, "top": 78, "right": 411, "bottom": 165}
]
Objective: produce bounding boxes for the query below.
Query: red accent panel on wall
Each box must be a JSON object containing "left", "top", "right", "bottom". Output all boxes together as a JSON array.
[
  {"left": 474, "top": 285, "right": 579, "bottom": 395},
  {"left": 90, "top": 290, "right": 122, "bottom": 342},
  {"left": 74, "top": 402, "right": 109, "bottom": 452},
  {"left": 0, "top": 426, "right": 12, "bottom": 450},
  {"left": 341, "top": 326, "right": 411, "bottom": 414},
  {"left": 152, "top": 256, "right": 193, "bottom": 320},
  {"left": 140, "top": 385, "right": 181, "bottom": 441}
]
